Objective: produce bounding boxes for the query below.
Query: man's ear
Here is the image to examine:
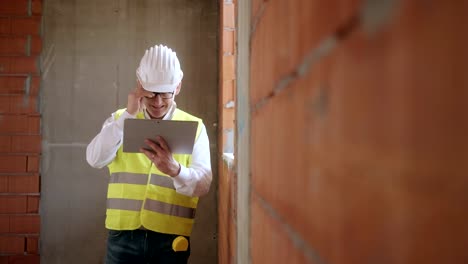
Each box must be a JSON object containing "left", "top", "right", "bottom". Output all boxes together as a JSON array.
[{"left": 175, "top": 82, "right": 182, "bottom": 95}]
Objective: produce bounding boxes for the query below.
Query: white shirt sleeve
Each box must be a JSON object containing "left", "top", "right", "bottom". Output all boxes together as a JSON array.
[
  {"left": 86, "top": 111, "right": 136, "bottom": 168},
  {"left": 172, "top": 123, "right": 212, "bottom": 197}
]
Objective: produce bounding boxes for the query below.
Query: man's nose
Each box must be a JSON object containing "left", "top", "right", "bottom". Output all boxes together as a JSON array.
[{"left": 153, "top": 93, "right": 163, "bottom": 103}]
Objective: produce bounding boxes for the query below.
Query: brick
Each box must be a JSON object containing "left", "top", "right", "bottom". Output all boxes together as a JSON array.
[
  {"left": 0, "top": 57, "right": 9, "bottom": 73},
  {"left": 250, "top": 0, "right": 291, "bottom": 105},
  {"left": 250, "top": 0, "right": 361, "bottom": 106},
  {"left": 218, "top": 198, "right": 228, "bottom": 264},
  {"left": 10, "top": 215, "right": 40, "bottom": 234},
  {"left": 292, "top": 0, "right": 361, "bottom": 61},
  {"left": 327, "top": 1, "right": 468, "bottom": 165},
  {"left": 222, "top": 108, "right": 235, "bottom": 130},
  {"left": 30, "top": 36, "right": 42, "bottom": 55},
  {"left": 0, "top": 57, "right": 38, "bottom": 74},
  {"left": 0, "top": 114, "right": 41, "bottom": 134},
  {"left": 30, "top": 77, "right": 40, "bottom": 96},
  {"left": 229, "top": 211, "right": 236, "bottom": 263},
  {"left": 11, "top": 135, "right": 41, "bottom": 153},
  {"left": 0, "top": 196, "right": 27, "bottom": 213},
  {"left": 250, "top": 75, "right": 319, "bottom": 254},
  {"left": 0, "top": 155, "right": 27, "bottom": 173},
  {"left": 11, "top": 96, "right": 38, "bottom": 114},
  {"left": 0, "top": 136, "right": 11, "bottom": 152},
  {"left": 252, "top": 0, "right": 264, "bottom": 20},
  {"left": 0, "top": 115, "right": 28, "bottom": 134},
  {"left": 11, "top": 17, "right": 41, "bottom": 35},
  {"left": 0, "top": 95, "right": 38, "bottom": 114},
  {"left": 251, "top": 196, "right": 310, "bottom": 264},
  {"left": 26, "top": 196, "right": 39, "bottom": 213},
  {"left": 222, "top": 80, "right": 235, "bottom": 105},
  {"left": 32, "top": 0, "right": 42, "bottom": 16},
  {"left": 0, "top": 216, "right": 9, "bottom": 233},
  {"left": 27, "top": 156, "right": 40, "bottom": 172},
  {"left": 0, "top": 0, "right": 29, "bottom": 16},
  {"left": 11, "top": 57, "right": 39, "bottom": 74},
  {"left": 222, "top": 55, "right": 235, "bottom": 81},
  {"left": 28, "top": 115, "right": 40, "bottom": 134},
  {"left": 0, "top": 36, "right": 27, "bottom": 56},
  {"left": 0, "top": 236, "right": 24, "bottom": 254},
  {"left": 0, "top": 175, "right": 7, "bottom": 192},
  {"left": 0, "top": 76, "right": 27, "bottom": 95},
  {"left": 223, "top": 29, "right": 235, "bottom": 54},
  {"left": 0, "top": 97, "right": 8, "bottom": 113},
  {"left": 223, "top": 3, "right": 235, "bottom": 28},
  {"left": 219, "top": 156, "right": 237, "bottom": 264},
  {"left": 26, "top": 236, "right": 38, "bottom": 254},
  {"left": 8, "top": 255, "right": 40, "bottom": 264},
  {"left": 8, "top": 175, "right": 40, "bottom": 193},
  {"left": 0, "top": 18, "right": 11, "bottom": 34}
]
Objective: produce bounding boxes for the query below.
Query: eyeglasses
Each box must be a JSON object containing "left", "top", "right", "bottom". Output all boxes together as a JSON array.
[{"left": 148, "top": 92, "right": 174, "bottom": 99}]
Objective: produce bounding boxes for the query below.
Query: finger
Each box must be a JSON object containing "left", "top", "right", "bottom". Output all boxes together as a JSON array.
[
  {"left": 155, "top": 136, "right": 171, "bottom": 152},
  {"left": 145, "top": 139, "right": 164, "bottom": 154},
  {"left": 142, "top": 90, "right": 154, "bottom": 99},
  {"left": 140, "top": 148, "right": 156, "bottom": 160},
  {"left": 136, "top": 81, "right": 154, "bottom": 98}
]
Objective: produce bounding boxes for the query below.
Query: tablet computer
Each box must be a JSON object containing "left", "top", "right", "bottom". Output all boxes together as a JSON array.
[{"left": 123, "top": 119, "right": 198, "bottom": 154}]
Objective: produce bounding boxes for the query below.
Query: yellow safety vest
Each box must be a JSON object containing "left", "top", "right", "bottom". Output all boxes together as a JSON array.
[{"left": 105, "top": 108, "right": 202, "bottom": 236}]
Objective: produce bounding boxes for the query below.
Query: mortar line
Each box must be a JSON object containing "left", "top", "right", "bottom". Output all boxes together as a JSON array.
[
  {"left": 252, "top": 13, "right": 361, "bottom": 113},
  {"left": 27, "top": 0, "right": 32, "bottom": 16},
  {"left": 250, "top": 1, "right": 267, "bottom": 38},
  {"left": 253, "top": 190, "right": 327, "bottom": 264}
]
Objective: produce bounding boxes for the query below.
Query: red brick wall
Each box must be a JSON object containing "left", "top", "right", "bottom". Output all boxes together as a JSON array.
[
  {"left": 219, "top": 0, "right": 237, "bottom": 263},
  {"left": 0, "top": 0, "right": 42, "bottom": 263},
  {"left": 250, "top": 1, "right": 468, "bottom": 264}
]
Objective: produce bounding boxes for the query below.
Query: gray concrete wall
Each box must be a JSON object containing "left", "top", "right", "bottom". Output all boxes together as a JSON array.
[{"left": 40, "top": 0, "right": 218, "bottom": 263}]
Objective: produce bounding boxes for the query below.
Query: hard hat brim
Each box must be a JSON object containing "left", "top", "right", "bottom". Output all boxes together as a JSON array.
[
  {"left": 136, "top": 71, "right": 182, "bottom": 93},
  {"left": 141, "top": 82, "right": 180, "bottom": 93}
]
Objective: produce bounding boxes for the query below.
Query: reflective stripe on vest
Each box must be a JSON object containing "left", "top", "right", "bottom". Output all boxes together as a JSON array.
[
  {"left": 107, "top": 198, "right": 142, "bottom": 211},
  {"left": 107, "top": 198, "right": 196, "bottom": 219},
  {"left": 110, "top": 172, "right": 175, "bottom": 189},
  {"left": 110, "top": 172, "right": 148, "bottom": 185},
  {"left": 144, "top": 199, "right": 196, "bottom": 219},
  {"left": 149, "top": 174, "right": 175, "bottom": 189}
]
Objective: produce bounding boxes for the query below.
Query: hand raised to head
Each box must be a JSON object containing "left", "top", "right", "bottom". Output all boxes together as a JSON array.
[{"left": 126, "top": 81, "right": 154, "bottom": 115}]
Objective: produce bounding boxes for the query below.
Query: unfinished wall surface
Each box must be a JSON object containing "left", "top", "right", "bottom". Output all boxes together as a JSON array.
[
  {"left": 249, "top": 0, "right": 468, "bottom": 263},
  {"left": 0, "top": 0, "right": 42, "bottom": 263},
  {"left": 41, "top": 0, "right": 218, "bottom": 263}
]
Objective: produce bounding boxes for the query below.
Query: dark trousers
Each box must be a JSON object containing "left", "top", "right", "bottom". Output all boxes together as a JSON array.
[{"left": 106, "top": 229, "right": 190, "bottom": 264}]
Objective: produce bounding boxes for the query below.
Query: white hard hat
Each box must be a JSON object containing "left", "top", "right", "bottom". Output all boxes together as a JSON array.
[{"left": 136, "top": 44, "right": 184, "bottom": 93}]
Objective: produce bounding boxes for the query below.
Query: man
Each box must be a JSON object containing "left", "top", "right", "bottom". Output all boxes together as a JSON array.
[{"left": 86, "top": 44, "right": 212, "bottom": 264}]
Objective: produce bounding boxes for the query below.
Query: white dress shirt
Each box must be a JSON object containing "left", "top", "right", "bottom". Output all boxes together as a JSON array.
[{"left": 86, "top": 104, "right": 212, "bottom": 197}]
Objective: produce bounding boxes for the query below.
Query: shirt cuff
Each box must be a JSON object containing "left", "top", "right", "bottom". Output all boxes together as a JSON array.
[{"left": 172, "top": 165, "right": 191, "bottom": 186}]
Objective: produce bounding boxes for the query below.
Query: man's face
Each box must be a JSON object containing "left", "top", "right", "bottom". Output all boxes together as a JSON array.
[{"left": 142, "top": 83, "right": 181, "bottom": 119}]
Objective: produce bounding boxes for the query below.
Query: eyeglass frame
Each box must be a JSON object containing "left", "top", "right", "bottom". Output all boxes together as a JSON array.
[{"left": 146, "top": 92, "right": 174, "bottom": 99}]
